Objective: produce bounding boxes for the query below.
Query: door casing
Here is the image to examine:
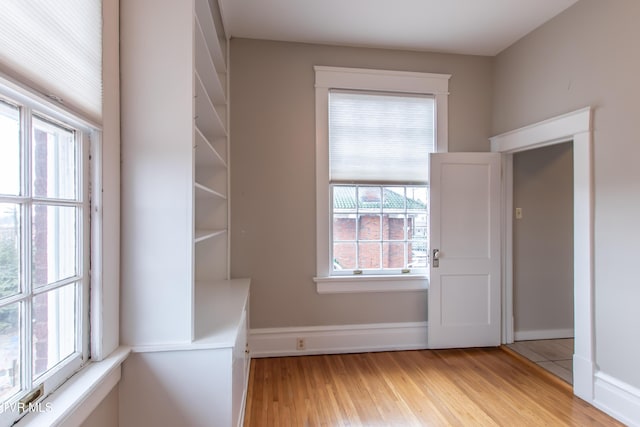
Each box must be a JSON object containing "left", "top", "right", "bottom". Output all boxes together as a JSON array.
[{"left": 490, "top": 107, "right": 594, "bottom": 403}]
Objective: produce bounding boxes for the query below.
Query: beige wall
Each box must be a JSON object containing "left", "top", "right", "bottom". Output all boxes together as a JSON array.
[
  {"left": 230, "top": 38, "right": 493, "bottom": 328},
  {"left": 80, "top": 386, "right": 119, "bottom": 427},
  {"left": 494, "top": 0, "right": 640, "bottom": 388},
  {"left": 513, "top": 143, "right": 573, "bottom": 335}
]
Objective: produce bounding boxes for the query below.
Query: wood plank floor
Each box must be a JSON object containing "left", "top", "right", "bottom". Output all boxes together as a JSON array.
[{"left": 244, "top": 348, "right": 622, "bottom": 426}]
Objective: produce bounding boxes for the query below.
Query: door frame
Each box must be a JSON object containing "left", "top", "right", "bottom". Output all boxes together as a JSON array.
[{"left": 490, "top": 107, "right": 594, "bottom": 402}]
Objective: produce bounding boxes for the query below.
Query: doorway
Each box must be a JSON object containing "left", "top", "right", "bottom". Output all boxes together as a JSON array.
[{"left": 509, "top": 142, "right": 574, "bottom": 383}]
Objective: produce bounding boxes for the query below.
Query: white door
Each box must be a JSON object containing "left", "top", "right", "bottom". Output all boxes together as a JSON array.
[{"left": 428, "top": 152, "right": 501, "bottom": 348}]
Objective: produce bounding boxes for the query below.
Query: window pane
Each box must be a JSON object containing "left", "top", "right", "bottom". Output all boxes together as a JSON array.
[
  {"left": 383, "top": 242, "right": 405, "bottom": 269},
  {"left": 409, "top": 213, "right": 428, "bottom": 240},
  {"left": 32, "top": 116, "right": 77, "bottom": 200},
  {"left": 333, "top": 186, "right": 356, "bottom": 211},
  {"left": 357, "top": 187, "right": 381, "bottom": 211},
  {"left": 0, "top": 204, "right": 20, "bottom": 298},
  {"left": 32, "top": 205, "right": 77, "bottom": 286},
  {"left": 0, "top": 302, "right": 21, "bottom": 403},
  {"left": 386, "top": 214, "right": 406, "bottom": 240},
  {"left": 0, "top": 100, "right": 20, "bottom": 196},
  {"left": 358, "top": 242, "right": 381, "bottom": 269},
  {"left": 333, "top": 243, "right": 355, "bottom": 270},
  {"left": 383, "top": 187, "right": 405, "bottom": 211},
  {"left": 358, "top": 214, "right": 380, "bottom": 240},
  {"left": 333, "top": 214, "right": 356, "bottom": 241},
  {"left": 409, "top": 240, "right": 428, "bottom": 268},
  {"left": 33, "top": 284, "right": 76, "bottom": 378},
  {"left": 406, "top": 187, "right": 427, "bottom": 211}
]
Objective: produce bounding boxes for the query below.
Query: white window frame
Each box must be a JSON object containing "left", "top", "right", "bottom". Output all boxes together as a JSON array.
[
  {"left": 0, "top": 75, "right": 98, "bottom": 427},
  {"left": 0, "top": 2, "right": 123, "bottom": 425},
  {"left": 313, "top": 66, "right": 450, "bottom": 293}
]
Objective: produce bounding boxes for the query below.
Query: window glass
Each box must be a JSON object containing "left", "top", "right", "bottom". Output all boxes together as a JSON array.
[
  {"left": 32, "top": 116, "right": 77, "bottom": 200},
  {"left": 332, "top": 185, "right": 428, "bottom": 273},
  {"left": 31, "top": 205, "right": 78, "bottom": 287},
  {"left": 0, "top": 100, "right": 20, "bottom": 196},
  {"left": 32, "top": 284, "right": 77, "bottom": 378},
  {"left": 0, "top": 95, "right": 86, "bottom": 421},
  {"left": 0, "top": 203, "right": 20, "bottom": 298},
  {"left": 0, "top": 302, "right": 20, "bottom": 402}
]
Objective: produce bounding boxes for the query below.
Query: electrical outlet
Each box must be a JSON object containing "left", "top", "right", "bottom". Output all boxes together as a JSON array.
[{"left": 296, "top": 338, "right": 305, "bottom": 350}]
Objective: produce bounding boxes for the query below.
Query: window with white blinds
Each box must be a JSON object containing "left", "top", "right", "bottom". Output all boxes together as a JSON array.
[
  {"left": 0, "top": 0, "right": 103, "bottom": 122},
  {"left": 314, "top": 66, "right": 450, "bottom": 289},
  {"left": 329, "top": 90, "right": 434, "bottom": 184}
]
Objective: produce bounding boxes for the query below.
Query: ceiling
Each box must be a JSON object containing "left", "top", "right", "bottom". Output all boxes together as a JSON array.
[{"left": 218, "top": 0, "right": 579, "bottom": 56}]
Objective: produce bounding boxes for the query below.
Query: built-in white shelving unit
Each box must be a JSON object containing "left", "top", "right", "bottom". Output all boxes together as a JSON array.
[{"left": 120, "top": 0, "right": 249, "bottom": 425}]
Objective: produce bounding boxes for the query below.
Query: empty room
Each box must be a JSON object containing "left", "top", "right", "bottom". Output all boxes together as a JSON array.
[{"left": 1, "top": 1, "right": 639, "bottom": 426}]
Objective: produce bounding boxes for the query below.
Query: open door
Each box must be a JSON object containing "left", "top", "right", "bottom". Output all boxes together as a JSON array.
[{"left": 428, "top": 152, "right": 501, "bottom": 348}]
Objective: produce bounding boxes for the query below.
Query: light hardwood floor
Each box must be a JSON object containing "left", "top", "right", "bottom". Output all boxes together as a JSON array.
[{"left": 244, "top": 348, "right": 622, "bottom": 426}]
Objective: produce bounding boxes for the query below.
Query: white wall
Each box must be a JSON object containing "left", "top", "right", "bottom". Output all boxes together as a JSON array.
[
  {"left": 229, "top": 38, "right": 493, "bottom": 329},
  {"left": 79, "top": 387, "right": 119, "bottom": 427},
  {"left": 494, "top": 0, "right": 640, "bottom": 389}
]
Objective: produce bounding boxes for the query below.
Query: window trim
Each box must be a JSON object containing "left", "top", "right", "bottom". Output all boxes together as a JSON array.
[{"left": 314, "top": 66, "right": 449, "bottom": 292}]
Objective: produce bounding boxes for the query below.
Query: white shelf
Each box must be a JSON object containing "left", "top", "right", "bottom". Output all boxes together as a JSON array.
[
  {"left": 194, "top": 228, "right": 227, "bottom": 243},
  {"left": 195, "top": 126, "right": 227, "bottom": 168},
  {"left": 195, "top": 70, "right": 226, "bottom": 142},
  {"left": 194, "top": 279, "right": 250, "bottom": 348},
  {"left": 194, "top": 0, "right": 226, "bottom": 72},
  {"left": 194, "top": 181, "right": 226, "bottom": 200},
  {"left": 194, "top": 13, "right": 226, "bottom": 104}
]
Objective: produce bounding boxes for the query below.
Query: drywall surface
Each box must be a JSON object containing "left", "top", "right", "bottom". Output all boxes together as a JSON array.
[{"left": 230, "top": 38, "right": 493, "bottom": 328}]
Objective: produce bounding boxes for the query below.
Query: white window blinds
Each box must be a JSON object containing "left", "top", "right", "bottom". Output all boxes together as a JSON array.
[
  {"left": 329, "top": 90, "right": 434, "bottom": 184},
  {"left": 0, "top": 0, "right": 103, "bottom": 122}
]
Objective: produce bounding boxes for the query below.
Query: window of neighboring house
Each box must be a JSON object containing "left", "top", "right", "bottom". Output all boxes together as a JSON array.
[
  {"left": 0, "top": 91, "right": 90, "bottom": 426},
  {"left": 314, "top": 67, "right": 449, "bottom": 292}
]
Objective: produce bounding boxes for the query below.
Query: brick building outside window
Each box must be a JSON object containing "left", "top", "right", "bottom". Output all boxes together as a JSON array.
[{"left": 332, "top": 185, "right": 428, "bottom": 272}]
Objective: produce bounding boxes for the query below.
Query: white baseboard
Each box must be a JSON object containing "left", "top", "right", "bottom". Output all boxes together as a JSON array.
[
  {"left": 594, "top": 372, "right": 640, "bottom": 427},
  {"left": 514, "top": 328, "right": 574, "bottom": 341},
  {"left": 249, "top": 322, "right": 428, "bottom": 358}
]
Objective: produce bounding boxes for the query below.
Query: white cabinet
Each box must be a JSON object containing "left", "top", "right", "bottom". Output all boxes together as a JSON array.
[
  {"left": 120, "top": 0, "right": 250, "bottom": 425},
  {"left": 120, "top": 280, "right": 251, "bottom": 427}
]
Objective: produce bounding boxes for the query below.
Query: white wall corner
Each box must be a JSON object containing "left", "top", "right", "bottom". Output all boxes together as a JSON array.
[
  {"left": 249, "top": 322, "right": 428, "bottom": 358},
  {"left": 593, "top": 371, "right": 640, "bottom": 427}
]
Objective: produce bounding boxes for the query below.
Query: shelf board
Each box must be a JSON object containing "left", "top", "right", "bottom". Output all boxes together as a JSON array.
[
  {"left": 195, "top": 70, "right": 226, "bottom": 142},
  {"left": 194, "top": 279, "right": 250, "bottom": 348},
  {"left": 194, "top": 182, "right": 226, "bottom": 199},
  {"left": 194, "top": 0, "right": 226, "bottom": 71},
  {"left": 194, "top": 13, "right": 226, "bottom": 105},
  {"left": 195, "top": 126, "right": 227, "bottom": 168},
  {"left": 194, "top": 228, "right": 227, "bottom": 243}
]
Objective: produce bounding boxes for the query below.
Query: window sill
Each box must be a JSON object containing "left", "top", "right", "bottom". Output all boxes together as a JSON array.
[
  {"left": 15, "top": 346, "right": 130, "bottom": 427},
  {"left": 313, "top": 275, "right": 428, "bottom": 294}
]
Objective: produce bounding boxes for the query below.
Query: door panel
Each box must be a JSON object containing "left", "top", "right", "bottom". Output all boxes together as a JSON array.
[{"left": 429, "top": 153, "right": 501, "bottom": 348}]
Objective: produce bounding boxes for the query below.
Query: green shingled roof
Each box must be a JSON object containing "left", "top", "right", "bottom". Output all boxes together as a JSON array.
[{"left": 333, "top": 186, "right": 426, "bottom": 210}]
